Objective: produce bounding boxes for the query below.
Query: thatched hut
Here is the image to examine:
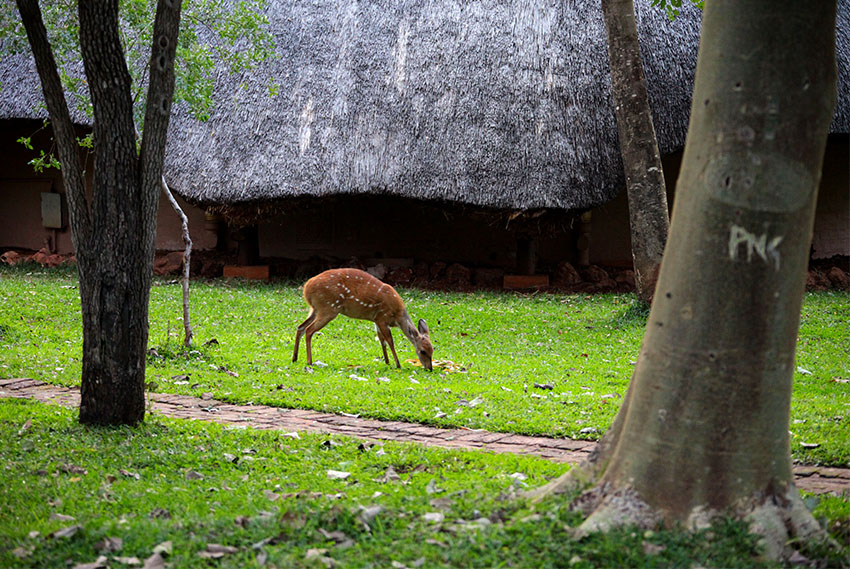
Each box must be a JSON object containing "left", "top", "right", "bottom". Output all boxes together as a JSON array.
[{"left": 1, "top": 0, "right": 847, "bottom": 283}]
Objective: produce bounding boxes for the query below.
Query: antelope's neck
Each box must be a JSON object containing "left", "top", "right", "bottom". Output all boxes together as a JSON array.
[{"left": 398, "top": 311, "right": 419, "bottom": 341}]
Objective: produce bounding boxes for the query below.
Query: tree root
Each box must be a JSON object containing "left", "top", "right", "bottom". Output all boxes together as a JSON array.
[
  {"left": 522, "top": 460, "right": 596, "bottom": 503},
  {"left": 738, "top": 485, "right": 834, "bottom": 562},
  {"left": 537, "top": 478, "right": 836, "bottom": 562},
  {"left": 572, "top": 484, "right": 660, "bottom": 538}
]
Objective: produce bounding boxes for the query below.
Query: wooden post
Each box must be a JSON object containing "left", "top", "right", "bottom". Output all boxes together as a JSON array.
[
  {"left": 234, "top": 225, "right": 259, "bottom": 266},
  {"left": 576, "top": 211, "right": 592, "bottom": 266},
  {"left": 516, "top": 234, "right": 538, "bottom": 276}
]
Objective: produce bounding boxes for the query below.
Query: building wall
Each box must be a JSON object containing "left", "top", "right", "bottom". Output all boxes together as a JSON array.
[
  {"left": 257, "top": 196, "right": 577, "bottom": 272},
  {"left": 588, "top": 136, "right": 849, "bottom": 266},
  {"left": 0, "top": 119, "right": 215, "bottom": 255},
  {"left": 811, "top": 136, "right": 849, "bottom": 259},
  {"left": 4, "top": 119, "right": 845, "bottom": 271}
]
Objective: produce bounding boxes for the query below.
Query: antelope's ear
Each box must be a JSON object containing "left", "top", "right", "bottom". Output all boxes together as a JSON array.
[{"left": 417, "top": 319, "right": 430, "bottom": 335}]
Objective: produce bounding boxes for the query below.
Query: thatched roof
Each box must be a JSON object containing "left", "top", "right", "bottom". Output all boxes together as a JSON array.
[
  {"left": 2, "top": 1, "right": 848, "bottom": 215},
  {"left": 164, "top": 0, "right": 703, "bottom": 212}
]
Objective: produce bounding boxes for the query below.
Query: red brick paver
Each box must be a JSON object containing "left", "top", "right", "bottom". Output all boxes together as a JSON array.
[{"left": 2, "top": 378, "right": 848, "bottom": 496}]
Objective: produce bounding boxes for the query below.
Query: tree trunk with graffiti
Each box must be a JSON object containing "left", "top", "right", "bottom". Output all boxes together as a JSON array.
[{"left": 533, "top": 0, "right": 838, "bottom": 560}]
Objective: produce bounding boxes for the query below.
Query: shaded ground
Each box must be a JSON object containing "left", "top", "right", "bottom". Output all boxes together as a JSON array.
[{"left": 1, "top": 377, "right": 848, "bottom": 496}]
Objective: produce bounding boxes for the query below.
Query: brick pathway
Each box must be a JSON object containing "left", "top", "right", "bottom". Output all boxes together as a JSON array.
[{"left": 2, "top": 378, "right": 848, "bottom": 496}]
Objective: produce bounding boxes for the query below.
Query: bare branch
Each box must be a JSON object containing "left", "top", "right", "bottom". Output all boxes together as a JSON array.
[{"left": 161, "top": 176, "right": 194, "bottom": 347}]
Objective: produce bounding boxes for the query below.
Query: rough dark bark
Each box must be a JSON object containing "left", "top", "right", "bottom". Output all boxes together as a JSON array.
[
  {"left": 16, "top": 0, "right": 183, "bottom": 425},
  {"left": 602, "top": 0, "right": 669, "bottom": 304},
  {"left": 536, "top": 0, "right": 838, "bottom": 560}
]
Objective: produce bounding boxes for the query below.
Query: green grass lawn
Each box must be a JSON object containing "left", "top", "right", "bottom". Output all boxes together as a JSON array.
[
  {"left": 1, "top": 265, "right": 847, "bottom": 466},
  {"left": 2, "top": 399, "right": 847, "bottom": 569}
]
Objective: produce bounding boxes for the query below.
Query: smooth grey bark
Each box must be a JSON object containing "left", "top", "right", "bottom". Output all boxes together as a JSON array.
[
  {"left": 16, "top": 0, "right": 183, "bottom": 425},
  {"left": 602, "top": 0, "right": 669, "bottom": 304},
  {"left": 535, "top": 0, "right": 838, "bottom": 560}
]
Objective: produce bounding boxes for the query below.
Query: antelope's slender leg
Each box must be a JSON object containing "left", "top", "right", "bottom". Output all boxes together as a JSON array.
[
  {"left": 293, "top": 310, "right": 316, "bottom": 363},
  {"left": 378, "top": 322, "right": 401, "bottom": 368},
  {"left": 376, "top": 323, "right": 390, "bottom": 364},
  {"left": 304, "top": 312, "right": 337, "bottom": 365}
]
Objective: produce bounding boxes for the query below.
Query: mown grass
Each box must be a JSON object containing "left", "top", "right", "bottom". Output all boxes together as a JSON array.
[
  {"left": 2, "top": 399, "right": 847, "bottom": 569},
  {"left": 1, "top": 264, "right": 848, "bottom": 466}
]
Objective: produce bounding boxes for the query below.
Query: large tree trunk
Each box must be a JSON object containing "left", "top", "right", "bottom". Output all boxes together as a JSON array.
[
  {"left": 536, "top": 0, "right": 838, "bottom": 560},
  {"left": 75, "top": 0, "right": 149, "bottom": 425},
  {"left": 602, "top": 0, "right": 669, "bottom": 304},
  {"left": 16, "top": 0, "right": 183, "bottom": 425}
]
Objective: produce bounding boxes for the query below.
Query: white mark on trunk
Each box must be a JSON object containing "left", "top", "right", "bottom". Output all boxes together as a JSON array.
[
  {"left": 299, "top": 98, "right": 315, "bottom": 156},
  {"left": 728, "top": 224, "right": 783, "bottom": 270}
]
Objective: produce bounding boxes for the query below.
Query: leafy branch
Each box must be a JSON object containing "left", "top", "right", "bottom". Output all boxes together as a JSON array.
[{"left": 651, "top": 0, "right": 704, "bottom": 20}]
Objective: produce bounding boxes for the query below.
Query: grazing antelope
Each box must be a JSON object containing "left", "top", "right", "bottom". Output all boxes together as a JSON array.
[{"left": 293, "top": 268, "right": 433, "bottom": 371}]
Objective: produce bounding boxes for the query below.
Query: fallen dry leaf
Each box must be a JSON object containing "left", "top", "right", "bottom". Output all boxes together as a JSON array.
[
  {"left": 197, "top": 544, "right": 238, "bottom": 559},
  {"left": 94, "top": 536, "right": 123, "bottom": 552},
  {"left": 327, "top": 470, "right": 351, "bottom": 480},
  {"left": 50, "top": 513, "right": 76, "bottom": 522},
  {"left": 51, "top": 525, "right": 83, "bottom": 539},
  {"left": 60, "top": 464, "right": 88, "bottom": 475},
  {"left": 142, "top": 552, "right": 166, "bottom": 569},
  {"left": 642, "top": 541, "right": 666, "bottom": 555},
  {"left": 429, "top": 497, "right": 454, "bottom": 509},
  {"left": 318, "top": 528, "right": 350, "bottom": 544},
  {"left": 72, "top": 555, "right": 108, "bottom": 569},
  {"left": 375, "top": 466, "right": 401, "bottom": 483},
  {"left": 358, "top": 504, "right": 383, "bottom": 524},
  {"left": 185, "top": 469, "right": 204, "bottom": 480},
  {"left": 149, "top": 508, "right": 171, "bottom": 519},
  {"left": 405, "top": 358, "right": 465, "bottom": 373},
  {"left": 423, "top": 512, "right": 444, "bottom": 523},
  {"left": 114, "top": 556, "right": 142, "bottom": 565},
  {"left": 305, "top": 548, "right": 328, "bottom": 559},
  {"left": 152, "top": 540, "right": 172, "bottom": 555},
  {"left": 12, "top": 546, "right": 34, "bottom": 559}
]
